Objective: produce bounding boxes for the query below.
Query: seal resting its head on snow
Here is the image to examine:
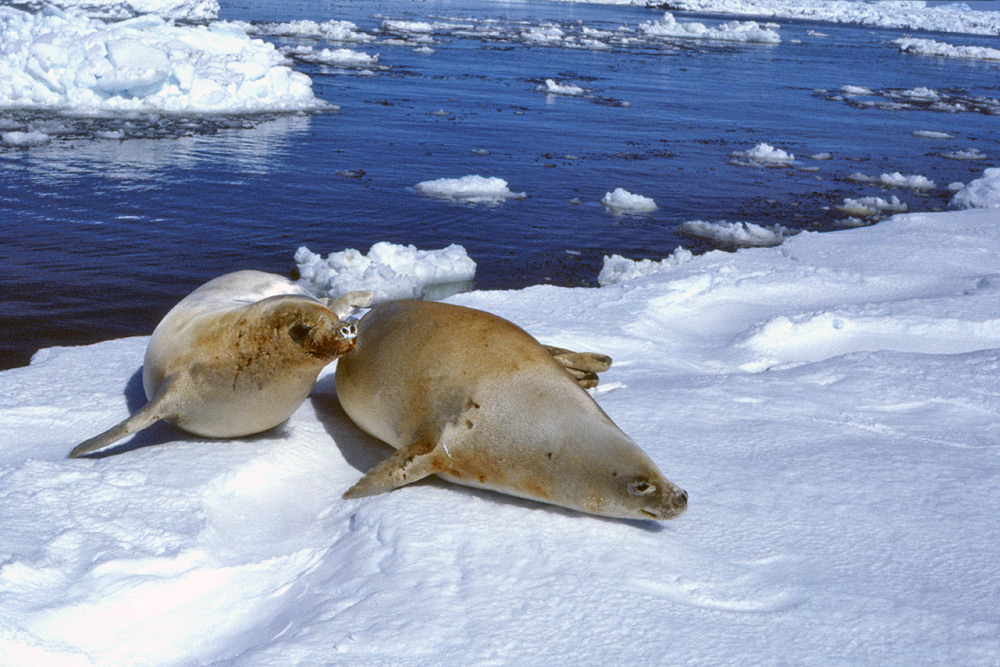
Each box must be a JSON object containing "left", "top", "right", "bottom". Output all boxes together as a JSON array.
[{"left": 335, "top": 299, "right": 687, "bottom": 521}]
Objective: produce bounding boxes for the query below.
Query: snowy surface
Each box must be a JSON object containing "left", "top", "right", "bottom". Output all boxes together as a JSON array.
[
  {"left": 654, "top": 0, "right": 1000, "bottom": 36},
  {"left": 2, "top": 209, "right": 999, "bottom": 665},
  {"left": 18, "top": 0, "right": 219, "bottom": 22},
  {"left": 951, "top": 168, "right": 1000, "bottom": 210},
  {"left": 295, "top": 242, "right": 477, "bottom": 303},
  {"left": 0, "top": 6, "right": 324, "bottom": 115},
  {"left": 413, "top": 174, "right": 527, "bottom": 204}
]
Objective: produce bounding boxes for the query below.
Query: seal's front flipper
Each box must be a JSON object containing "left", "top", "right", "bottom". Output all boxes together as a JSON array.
[
  {"left": 68, "top": 379, "right": 175, "bottom": 458},
  {"left": 343, "top": 438, "right": 443, "bottom": 499}
]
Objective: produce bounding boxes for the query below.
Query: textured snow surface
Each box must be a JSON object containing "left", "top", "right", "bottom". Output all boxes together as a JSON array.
[{"left": 2, "top": 209, "right": 999, "bottom": 665}]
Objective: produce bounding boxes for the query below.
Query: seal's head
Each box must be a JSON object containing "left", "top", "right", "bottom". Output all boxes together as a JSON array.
[{"left": 238, "top": 296, "right": 358, "bottom": 364}]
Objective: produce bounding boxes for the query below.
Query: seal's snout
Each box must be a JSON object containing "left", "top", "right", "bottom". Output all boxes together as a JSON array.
[{"left": 659, "top": 486, "right": 688, "bottom": 520}]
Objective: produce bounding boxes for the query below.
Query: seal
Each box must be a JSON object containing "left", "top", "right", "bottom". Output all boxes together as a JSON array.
[
  {"left": 69, "top": 270, "right": 369, "bottom": 458},
  {"left": 335, "top": 300, "right": 687, "bottom": 520}
]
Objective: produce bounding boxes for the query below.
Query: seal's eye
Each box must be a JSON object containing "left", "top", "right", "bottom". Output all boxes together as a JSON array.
[
  {"left": 289, "top": 323, "right": 312, "bottom": 345},
  {"left": 628, "top": 480, "right": 655, "bottom": 497}
]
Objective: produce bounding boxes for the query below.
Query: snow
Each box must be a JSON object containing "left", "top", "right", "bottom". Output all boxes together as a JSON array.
[
  {"left": 896, "top": 37, "right": 1000, "bottom": 61},
  {"left": 600, "top": 187, "right": 658, "bottom": 214},
  {"left": 651, "top": 0, "right": 1000, "bottom": 36},
  {"left": 729, "top": 142, "right": 795, "bottom": 167},
  {"left": 638, "top": 12, "right": 781, "bottom": 44},
  {"left": 678, "top": 219, "right": 792, "bottom": 247},
  {"left": 19, "top": 0, "right": 219, "bottom": 22},
  {"left": 598, "top": 247, "right": 694, "bottom": 286},
  {"left": 2, "top": 209, "right": 1000, "bottom": 664},
  {"left": 294, "top": 242, "right": 477, "bottom": 302},
  {"left": 951, "top": 168, "right": 1000, "bottom": 209},
  {"left": 0, "top": 7, "right": 325, "bottom": 115},
  {"left": 413, "top": 174, "right": 527, "bottom": 204}
]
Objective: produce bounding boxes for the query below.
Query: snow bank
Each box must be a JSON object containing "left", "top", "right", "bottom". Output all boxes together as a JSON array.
[
  {"left": 601, "top": 188, "right": 658, "bottom": 214},
  {"left": 414, "top": 175, "right": 527, "bottom": 204},
  {"left": 639, "top": 12, "right": 780, "bottom": 44},
  {"left": 294, "top": 242, "right": 476, "bottom": 303},
  {"left": 678, "top": 220, "right": 791, "bottom": 247},
  {"left": 598, "top": 247, "right": 694, "bottom": 286},
  {"left": 729, "top": 142, "right": 795, "bottom": 167},
  {"left": 0, "top": 7, "right": 324, "bottom": 115},
  {"left": 19, "top": 0, "right": 218, "bottom": 22},
  {"left": 655, "top": 0, "right": 1000, "bottom": 36},
  {"left": 3, "top": 209, "right": 999, "bottom": 665},
  {"left": 951, "top": 167, "right": 1000, "bottom": 209},
  {"left": 896, "top": 37, "right": 1000, "bottom": 61}
]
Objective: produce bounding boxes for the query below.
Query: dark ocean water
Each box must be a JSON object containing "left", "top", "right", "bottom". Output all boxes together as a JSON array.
[{"left": 3, "top": 0, "right": 999, "bottom": 369}]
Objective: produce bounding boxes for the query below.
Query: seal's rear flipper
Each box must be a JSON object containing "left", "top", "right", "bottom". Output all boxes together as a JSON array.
[
  {"left": 343, "top": 438, "right": 442, "bottom": 498},
  {"left": 68, "top": 380, "right": 175, "bottom": 458}
]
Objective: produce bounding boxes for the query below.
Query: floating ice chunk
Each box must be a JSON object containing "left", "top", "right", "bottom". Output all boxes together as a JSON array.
[
  {"left": 912, "top": 130, "right": 952, "bottom": 139},
  {"left": 601, "top": 188, "right": 658, "bottom": 214},
  {"left": 841, "top": 85, "right": 874, "bottom": 96},
  {"left": 536, "top": 79, "right": 585, "bottom": 96},
  {"left": 639, "top": 12, "right": 780, "bottom": 44},
  {"left": 849, "top": 172, "right": 936, "bottom": 190},
  {"left": 896, "top": 37, "right": 1000, "bottom": 61},
  {"left": 895, "top": 87, "right": 940, "bottom": 101},
  {"left": 0, "top": 7, "right": 325, "bottom": 115},
  {"left": 730, "top": 142, "right": 795, "bottom": 167},
  {"left": 522, "top": 25, "right": 566, "bottom": 45},
  {"left": 941, "top": 148, "right": 987, "bottom": 161},
  {"left": 257, "top": 19, "right": 374, "bottom": 42},
  {"left": 597, "top": 247, "right": 694, "bottom": 286},
  {"left": 295, "top": 48, "right": 379, "bottom": 68},
  {"left": 414, "top": 175, "right": 527, "bottom": 204},
  {"left": 295, "top": 242, "right": 477, "bottom": 303},
  {"left": 951, "top": 168, "right": 1000, "bottom": 209},
  {"left": 678, "top": 220, "right": 792, "bottom": 248},
  {"left": 2, "top": 130, "right": 51, "bottom": 146},
  {"left": 835, "top": 196, "right": 908, "bottom": 219}
]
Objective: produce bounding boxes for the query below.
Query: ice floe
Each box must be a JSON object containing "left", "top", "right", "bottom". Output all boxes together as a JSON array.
[
  {"left": 652, "top": 0, "right": 1000, "bottom": 36},
  {"left": 895, "top": 37, "right": 1000, "bottom": 61},
  {"left": 678, "top": 220, "right": 792, "bottom": 247},
  {"left": 295, "top": 242, "right": 477, "bottom": 302},
  {"left": 639, "top": 12, "right": 780, "bottom": 44},
  {"left": 0, "top": 7, "right": 324, "bottom": 116},
  {"left": 849, "top": 171, "right": 936, "bottom": 191},
  {"left": 729, "top": 142, "right": 795, "bottom": 167},
  {"left": 601, "top": 188, "right": 658, "bottom": 214},
  {"left": 414, "top": 175, "right": 527, "bottom": 204}
]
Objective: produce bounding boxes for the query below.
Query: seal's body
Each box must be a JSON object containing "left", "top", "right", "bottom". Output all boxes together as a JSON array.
[
  {"left": 70, "top": 271, "right": 360, "bottom": 457},
  {"left": 336, "top": 300, "right": 687, "bottom": 520}
]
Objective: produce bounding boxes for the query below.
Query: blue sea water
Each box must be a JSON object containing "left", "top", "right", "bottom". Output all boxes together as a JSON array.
[{"left": 2, "top": 0, "right": 999, "bottom": 369}]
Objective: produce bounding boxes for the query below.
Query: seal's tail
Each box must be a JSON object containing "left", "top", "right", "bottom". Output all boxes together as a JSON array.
[{"left": 68, "top": 380, "right": 174, "bottom": 458}]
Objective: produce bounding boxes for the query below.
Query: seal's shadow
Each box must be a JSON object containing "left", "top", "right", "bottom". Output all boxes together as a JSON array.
[
  {"left": 309, "top": 375, "right": 666, "bottom": 533},
  {"left": 88, "top": 366, "right": 288, "bottom": 458}
]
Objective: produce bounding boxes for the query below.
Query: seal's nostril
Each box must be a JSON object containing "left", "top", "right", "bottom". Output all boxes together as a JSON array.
[{"left": 678, "top": 489, "right": 688, "bottom": 506}]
